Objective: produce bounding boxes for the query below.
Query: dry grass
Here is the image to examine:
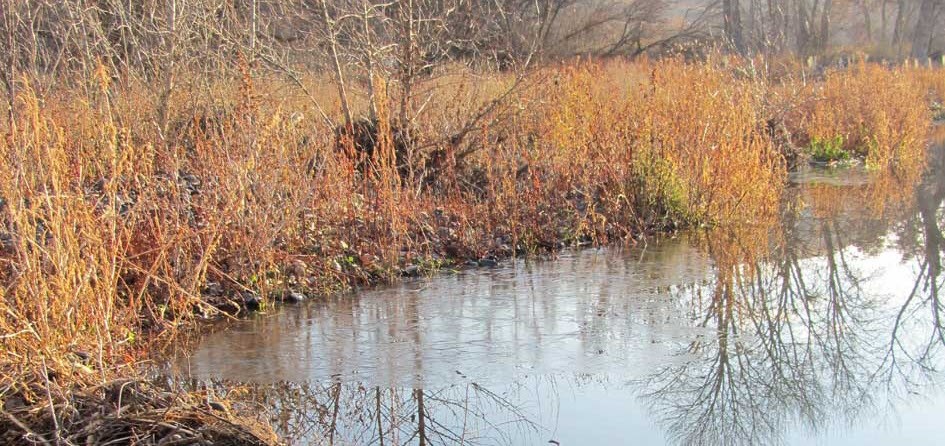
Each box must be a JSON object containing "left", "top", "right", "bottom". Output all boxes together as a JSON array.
[
  {"left": 0, "top": 56, "right": 940, "bottom": 443},
  {"left": 793, "top": 62, "right": 932, "bottom": 170},
  {"left": 1, "top": 378, "right": 277, "bottom": 445}
]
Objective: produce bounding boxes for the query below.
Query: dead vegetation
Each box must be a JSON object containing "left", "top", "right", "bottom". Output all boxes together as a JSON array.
[
  {"left": 0, "top": 53, "right": 941, "bottom": 444},
  {"left": 2, "top": 377, "right": 277, "bottom": 445}
]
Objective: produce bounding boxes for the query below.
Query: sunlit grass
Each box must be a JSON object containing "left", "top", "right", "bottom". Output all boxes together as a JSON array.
[{"left": 0, "top": 56, "right": 939, "bottom": 440}]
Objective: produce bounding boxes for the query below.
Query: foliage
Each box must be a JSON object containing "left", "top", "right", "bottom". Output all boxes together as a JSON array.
[
  {"left": 795, "top": 62, "right": 932, "bottom": 171},
  {"left": 808, "top": 135, "right": 850, "bottom": 163}
]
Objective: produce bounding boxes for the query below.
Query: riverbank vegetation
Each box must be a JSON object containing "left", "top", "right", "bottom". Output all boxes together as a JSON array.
[
  {"left": 1, "top": 55, "right": 939, "bottom": 444},
  {"left": 3, "top": 0, "right": 945, "bottom": 444}
]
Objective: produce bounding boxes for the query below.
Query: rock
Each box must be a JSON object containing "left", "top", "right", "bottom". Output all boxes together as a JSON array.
[
  {"left": 283, "top": 291, "right": 306, "bottom": 303},
  {"left": 208, "top": 401, "right": 227, "bottom": 412},
  {"left": 202, "top": 281, "right": 224, "bottom": 297},
  {"left": 158, "top": 433, "right": 184, "bottom": 446},
  {"left": 2, "top": 394, "right": 26, "bottom": 412},
  {"left": 464, "top": 260, "right": 479, "bottom": 267},
  {"left": 403, "top": 265, "right": 420, "bottom": 277},
  {"left": 72, "top": 350, "right": 91, "bottom": 363},
  {"left": 177, "top": 170, "right": 202, "bottom": 195},
  {"left": 285, "top": 259, "right": 307, "bottom": 278},
  {"left": 478, "top": 257, "right": 499, "bottom": 268},
  {"left": 0, "top": 232, "right": 14, "bottom": 253},
  {"left": 240, "top": 291, "right": 261, "bottom": 311}
]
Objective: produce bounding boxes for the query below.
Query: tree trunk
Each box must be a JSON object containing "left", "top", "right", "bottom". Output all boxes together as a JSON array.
[
  {"left": 398, "top": 0, "right": 414, "bottom": 127},
  {"left": 767, "top": 0, "right": 789, "bottom": 52},
  {"left": 911, "top": 0, "right": 940, "bottom": 60},
  {"left": 723, "top": 0, "right": 745, "bottom": 53},
  {"left": 249, "top": 0, "right": 258, "bottom": 65},
  {"left": 1, "top": 0, "right": 16, "bottom": 124},
  {"left": 747, "top": 0, "right": 756, "bottom": 50},
  {"left": 361, "top": 4, "right": 377, "bottom": 124},
  {"left": 881, "top": 0, "right": 888, "bottom": 41},
  {"left": 766, "top": 0, "right": 779, "bottom": 51},
  {"left": 796, "top": 0, "right": 812, "bottom": 54},
  {"left": 415, "top": 389, "right": 427, "bottom": 446},
  {"left": 320, "top": 0, "right": 353, "bottom": 130},
  {"left": 157, "top": 0, "right": 178, "bottom": 141},
  {"left": 892, "top": 0, "right": 906, "bottom": 48},
  {"left": 818, "top": 0, "right": 833, "bottom": 52},
  {"left": 859, "top": 0, "right": 873, "bottom": 43}
]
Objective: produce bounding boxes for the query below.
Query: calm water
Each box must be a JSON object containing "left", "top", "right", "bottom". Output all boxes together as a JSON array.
[{"left": 175, "top": 140, "right": 945, "bottom": 445}]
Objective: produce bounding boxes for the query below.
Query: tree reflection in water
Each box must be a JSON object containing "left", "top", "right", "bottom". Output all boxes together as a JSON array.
[
  {"left": 177, "top": 134, "right": 945, "bottom": 446},
  {"left": 191, "top": 380, "right": 544, "bottom": 445},
  {"left": 886, "top": 135, "right": 945, "bottom": 377},
  {"left": 639, "top": 137, "right": 945, "bottom": 445}
]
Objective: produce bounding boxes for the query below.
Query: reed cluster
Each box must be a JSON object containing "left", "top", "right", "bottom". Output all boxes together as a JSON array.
[{"left": 0, "top": 56, "right": 939, "bottom": 443}]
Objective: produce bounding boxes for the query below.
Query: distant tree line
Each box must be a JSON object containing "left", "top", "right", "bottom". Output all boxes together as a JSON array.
[
  {"left": 718, "top": 0, "right": 945, "bottom": 59},
  {"left": 1, "top": 1, "right": 943, "bottom": 133}
]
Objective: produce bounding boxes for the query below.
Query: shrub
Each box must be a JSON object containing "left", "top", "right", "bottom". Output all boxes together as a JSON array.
[
  {"left": 797, "top": 62, "right": 930, "bottom": 170},
  {"left": 808, "top": 135, "right": 850, "bottom": 163}
]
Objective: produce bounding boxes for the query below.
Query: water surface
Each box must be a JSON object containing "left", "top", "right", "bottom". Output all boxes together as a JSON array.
[{"left": 177, "top": 143, "right": 945, "bottom": 445}]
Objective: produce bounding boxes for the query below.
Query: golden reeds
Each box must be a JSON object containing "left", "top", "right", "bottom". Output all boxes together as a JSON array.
[{"left": 0, "top": 56, "right": 940, "bottom": 443}]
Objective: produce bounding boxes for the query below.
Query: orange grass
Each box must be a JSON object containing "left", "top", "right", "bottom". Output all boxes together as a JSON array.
[
  {"left": 795, "top": 62, "right": 933, "bottom": 170},
  {"left": 0, "top": 56, "right": 939, "bottom": 441}
]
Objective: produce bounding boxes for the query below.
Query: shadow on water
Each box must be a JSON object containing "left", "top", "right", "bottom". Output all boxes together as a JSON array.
[{"left": 169, "top": 131, "right": 945, "bottom": 445}]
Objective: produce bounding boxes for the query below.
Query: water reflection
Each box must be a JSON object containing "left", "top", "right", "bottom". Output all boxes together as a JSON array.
[
  {"left": 176, "top": 138, "right": 945, "bottom": 445},
  {"left": 888, "top": 135, "right": 945, "bottom": 374},
  {"left": 223, "top": 381, "right": 549, "bottom": 445}
]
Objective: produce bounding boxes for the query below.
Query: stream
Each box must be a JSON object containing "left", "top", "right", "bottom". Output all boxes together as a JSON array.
[{"left": 173, "top": 136, "right": 945, "bottom": 445}]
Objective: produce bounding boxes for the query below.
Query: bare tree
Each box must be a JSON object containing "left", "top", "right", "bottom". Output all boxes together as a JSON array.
[
  {"left": 0, "top": 0, "right": 16, "bottom": 124},
  {"left": 857, "top": 0, "right": 873, "bottom": 42},
  {"left": 911, "top": 0, "right": 942, "bottom": 60},
  {"left": 795, "top": 0, "right": 834, "bottom": 55},
  {"left": 723, "top": 0, "right": 745, "bottom": 53}
]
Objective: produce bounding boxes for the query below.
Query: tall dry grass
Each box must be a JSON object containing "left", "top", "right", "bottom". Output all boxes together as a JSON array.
[
  {"left": 0, "top": 57, "right": 941, "bottom": 442},
  {"left": 794, "top": 62, "right": 932, "bottom": 170}
]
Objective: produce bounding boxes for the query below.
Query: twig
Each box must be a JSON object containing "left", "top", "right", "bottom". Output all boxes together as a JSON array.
[
  {"left": 41, "top": 359, "right": 62, "bottom": 446},
  {"left": 2, "top": 407, "right": 53, "bottom": 446}
]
